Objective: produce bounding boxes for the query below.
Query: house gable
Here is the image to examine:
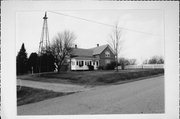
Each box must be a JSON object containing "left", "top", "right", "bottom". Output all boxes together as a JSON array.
[
  {"left": 99, "top": 46, "right": 115, "bottom": 59},
  {"left": 98, "top": 46, "right": 115, "bottom": 67}
]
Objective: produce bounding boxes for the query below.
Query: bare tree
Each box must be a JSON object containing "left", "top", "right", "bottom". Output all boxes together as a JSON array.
[
  {"left": 108, "top": 22, "right": 123, "bottom": 71},
  {"left": 128, "top": 59, "right": 137, "bottom": 65},
  {"left": 148, "top": 56, "right": 164, "bottom": 64},
  {"left": 143, "top": 59, "right": 149, "bottom": 64},
  {"left": 143, "top": 56, "right": 164, "bottom": 64},
  {"left": 118, "top": 57, "right": 129, "bottom": 70},
  {"left": 51, "top": 30, "right": 76, "bottom": 71}
]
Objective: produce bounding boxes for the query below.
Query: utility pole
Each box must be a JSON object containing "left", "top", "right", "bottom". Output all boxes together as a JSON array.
[{"left": 116, "top": 25, "right": 119, "bottom": 72}]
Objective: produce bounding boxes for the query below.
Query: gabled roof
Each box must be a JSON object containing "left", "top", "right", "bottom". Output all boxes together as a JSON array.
[
  {"left": 90, "top": 44, "right": 109, "bottom": 55},
  {"left": 72, "top": 56, "right": 99, "bottom": 60},
  {"left": 71, "top": 44, "right": 114, "bottom": 57},
  {"left": 71, "top": 48, "right": 93, "bottom": 57}
]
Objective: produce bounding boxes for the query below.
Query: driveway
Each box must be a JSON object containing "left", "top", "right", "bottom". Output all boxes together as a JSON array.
[
  {"left": 17, "top": 75, "right": 164, "bottom": 115},
  {"left": 17, "top": 79, "right": 91, "bottom": 93}
]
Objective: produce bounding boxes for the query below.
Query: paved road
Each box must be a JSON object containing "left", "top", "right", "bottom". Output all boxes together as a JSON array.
[{"left": 17, "top": 76, "right": 164, "bottom": 115}]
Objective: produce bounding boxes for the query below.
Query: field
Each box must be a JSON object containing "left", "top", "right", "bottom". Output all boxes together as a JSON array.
[{"left": 18, "top": 69, "right": 164, "bottom": 86}]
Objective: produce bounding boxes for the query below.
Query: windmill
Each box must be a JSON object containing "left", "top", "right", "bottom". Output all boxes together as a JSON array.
[
  {"left": 38, "top": 12, "right": 51, "bottom": 55},
  {"left": 38, "top": 12, "right": 52, "bottom": 73}
]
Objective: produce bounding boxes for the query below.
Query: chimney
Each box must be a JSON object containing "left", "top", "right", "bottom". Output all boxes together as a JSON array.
[
  {"left": 97, "top": 44, "right": 99, "bottom": 47},
  {"left": 75, "top": 44, "right": 77, "bottom": 49}
]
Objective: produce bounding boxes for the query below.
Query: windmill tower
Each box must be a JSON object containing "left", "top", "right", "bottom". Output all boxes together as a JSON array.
[
  {"left": 38, "top": 12, "right": 51, "bottom": 73},
  {"left": 38, "top": 12, "right": 50, "bottom": 55}
]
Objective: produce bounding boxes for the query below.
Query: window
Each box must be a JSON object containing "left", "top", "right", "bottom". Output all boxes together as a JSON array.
[
  {"left": 79, "top": 61, "right": 84, "bottom": 67},
  {"left": 85, "top": 61, "right": 89, "bottom": 65},
  {"left": 85, "top": 61, "right": 87, "bottom": 65},
  {"left": 71, "top": 61, "right": 75, "bottom": 66},
  {"left": 105, "top": 51, "right": 110, "bottom": 57},
  {"left": 76, "top": 61, "right": 78, "bottom": 65},
  {"left": 87, "top": 61, "right": 90, "bottom": 65},
  {"left": 96, "top": 61, "right": 99, "bottom": 66},
  {"left": 105, "top": 59, "right": 111, "bottom": 64}
]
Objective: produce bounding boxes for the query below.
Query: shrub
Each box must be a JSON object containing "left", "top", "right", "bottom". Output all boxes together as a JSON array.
[
  {"left": 98, "top": 66, "right": 104, "bottom": 70},
  {"left": 105, "top": 61, "right": 116, "bottom": 70},
  {"left": 88, "top": 65, "right": 94, "bottom": 71}
]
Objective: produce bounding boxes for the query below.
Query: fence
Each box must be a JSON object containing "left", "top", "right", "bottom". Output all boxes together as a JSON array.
[{"left": 118, "top": 64, "right": 164, "bottom": 69}]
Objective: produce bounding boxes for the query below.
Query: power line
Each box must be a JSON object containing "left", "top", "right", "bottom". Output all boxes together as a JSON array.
[{"left": 47, "top": 10, "right": 161, "bottom": 36}]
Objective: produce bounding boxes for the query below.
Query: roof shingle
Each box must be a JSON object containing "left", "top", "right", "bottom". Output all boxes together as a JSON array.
[
  {"left": 90, "top": 44, "right": 108, "bottom": 55},
  {"left": 71, "top": 44, "right": 111, "bottom": 57},
  {"left": 71, "top": 48, "right": 93, "bottom": 57}
]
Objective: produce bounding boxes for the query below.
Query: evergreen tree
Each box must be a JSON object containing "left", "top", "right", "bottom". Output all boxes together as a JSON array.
[
  {"left": 16, "top": 43, "right": 28, "bottom": 75},
  {"left": 38, "top": 53, "right": 55, "bottom": 72},
  {"left": 28, "top": 52, "right": 39, "bottom": 73}
]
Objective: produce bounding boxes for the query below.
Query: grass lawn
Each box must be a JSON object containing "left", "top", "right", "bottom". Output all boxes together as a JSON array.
[
  {"left": 17, "top": 86, "right": 75, "bottom": 106},
  {"left": 18, "top": 69, "right": 164, "bottom": 86}
]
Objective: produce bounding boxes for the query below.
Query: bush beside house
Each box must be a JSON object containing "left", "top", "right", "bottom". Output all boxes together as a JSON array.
[
  {"left": 88, "top": 65, "right": 94, "bottom": 71},
  {"left": 105, "top": 61, "right": 116, "bottom": 70}
]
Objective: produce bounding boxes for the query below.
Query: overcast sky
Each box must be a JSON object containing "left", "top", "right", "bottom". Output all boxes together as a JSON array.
[{"left": 16, "top": 9, "right": 164, "bottom": 64}]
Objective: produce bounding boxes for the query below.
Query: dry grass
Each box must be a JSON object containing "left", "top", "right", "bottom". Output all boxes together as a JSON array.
[
  {"left": 18, "top": 69, "right": 164, "bottom": 86},
  {"left": 17, "top": 86, "right": 75, "bottom": 106}
]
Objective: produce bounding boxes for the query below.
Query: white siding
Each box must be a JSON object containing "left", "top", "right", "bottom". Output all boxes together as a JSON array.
[{"left": 71, "top": 58, "right": 99, "bottom": 70}]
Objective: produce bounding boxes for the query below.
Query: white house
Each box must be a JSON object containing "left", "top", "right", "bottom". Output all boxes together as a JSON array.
[{"left": 70, "top": 44, "right": 115, "bottom": 71}]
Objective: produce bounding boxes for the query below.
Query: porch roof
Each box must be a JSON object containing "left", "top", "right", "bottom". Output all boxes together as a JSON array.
[{"left": 72, "top": 56, "right": 99, "bottom": 60}]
